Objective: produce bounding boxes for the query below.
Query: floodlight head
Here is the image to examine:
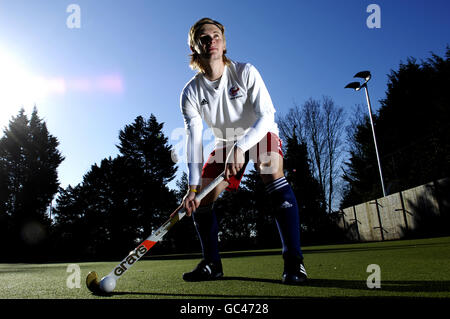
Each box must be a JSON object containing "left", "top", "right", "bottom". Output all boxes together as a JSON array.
[
  {"left": 354, "top": 71, "right": 371, "bottom": 82},
  {"left": 345, "top": 81, "right": 361, "bottom": 91}
]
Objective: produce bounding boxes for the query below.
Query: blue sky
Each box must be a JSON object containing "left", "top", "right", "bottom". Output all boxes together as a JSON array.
[{"left": 0, "top": 0, "right": 449, "bottom": 191}]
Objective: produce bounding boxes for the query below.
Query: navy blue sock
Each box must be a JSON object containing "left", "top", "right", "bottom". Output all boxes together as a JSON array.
[
  {"left": 265, "top": 177, "right": 303, "bottom": 261},
  {"left": 192, "top": 203, "right": 221, "bottom": 263}
]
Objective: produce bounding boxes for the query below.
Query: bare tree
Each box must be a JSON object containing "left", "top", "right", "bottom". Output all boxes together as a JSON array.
[
  {"left": 323, "top": 96, "right": 346, "bottom": 213},
  {"left": 277, "top": 97, "right": 346, "bottom": 213},
  {"left": 303, "top": 98, "right": 326, "bottom": 196},
  {"left": 277, "top": 101, "right": 305, "bottom": 142}
]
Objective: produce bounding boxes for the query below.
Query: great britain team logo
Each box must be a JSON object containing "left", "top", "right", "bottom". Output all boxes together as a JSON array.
[
  {"left": 229, "top": 86, "right": 243, "bottom": 100},
  {"left": 229, "top": 86, "right": 240, "bottom": 97}
]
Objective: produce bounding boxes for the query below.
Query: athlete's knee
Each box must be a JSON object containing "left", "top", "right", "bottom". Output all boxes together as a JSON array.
[
  {"left": 199, "top": 179, "right": 228, "bottom": 205},
  {"left": 258, "top": 152, "right": 282, "bottom": 175}
]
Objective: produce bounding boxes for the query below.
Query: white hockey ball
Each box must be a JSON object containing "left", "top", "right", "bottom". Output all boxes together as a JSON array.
[{"left": 99, "top": 276, "right": 116, "bottom": 293}]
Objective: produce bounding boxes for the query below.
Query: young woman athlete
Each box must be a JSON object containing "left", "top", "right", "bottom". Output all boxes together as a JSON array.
[{"left": 178, "top": 17, "right": 307, "bottom": 284}]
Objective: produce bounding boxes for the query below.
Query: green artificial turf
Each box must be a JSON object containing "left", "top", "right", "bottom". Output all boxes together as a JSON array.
[{"left": 1, "top": 236, "right": 450, "bottom": 299}]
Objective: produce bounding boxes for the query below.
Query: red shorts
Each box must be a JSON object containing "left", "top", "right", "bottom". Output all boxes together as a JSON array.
[{"left": 201, "top": 132, "right": 283, "bottom": 191}]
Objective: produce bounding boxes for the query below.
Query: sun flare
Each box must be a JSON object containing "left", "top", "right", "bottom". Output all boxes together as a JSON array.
[{"left": 0, "top": 49, "right": 65, "bottom": 124}]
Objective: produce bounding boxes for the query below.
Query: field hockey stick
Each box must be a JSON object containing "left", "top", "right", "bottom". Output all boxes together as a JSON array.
[{"left": 86, "top": 172, "right": 226, "bottom": 293}]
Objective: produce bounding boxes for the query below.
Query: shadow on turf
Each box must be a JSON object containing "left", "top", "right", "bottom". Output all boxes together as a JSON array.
[
  {"left": 304, "top": 278, "right": 450, "bottom": 293},
  {"left": 99, "top": 277, "right": 450, "bottom": 298},
  {"left": 144, "top": 238, "right": 450, "bottom": 261}
]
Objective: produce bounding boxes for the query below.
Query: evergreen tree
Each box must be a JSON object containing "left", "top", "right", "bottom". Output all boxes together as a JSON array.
[
  {"left": 239, "top": 169, "right": 280, "bottom": 249},
  {"left": 377, "top": 49, "right": 450, "bottom": 191},
  {"left": 283, "top": 130, "right": 329, "bottom": 243},
  {"left": 51, "top": 184, "right": 91, "bottom": 258},
  {"left": 163, "top": 172, "right": 200, "bottom": 253},
  {"left": 341, "top": 47, "right": 450, "bottom": 207},
  {"left": 0, "top": 107, "right": 64, "bottom": 260},
  {"left": 213, "top": 187, "right": 260, "bottom": 250},
  {"left": 115, "top": 114, "right": 178, "bottom": 246},
  {"left": 117, "top": 115, "right": 177, "bottom": 184},
  {"left": 341, "top": 112, "right": 382, "bottom": 207},
  {"left": 53, "top": 114, "right": 178, "bottom": 259},
  {"left": 174, "top": 172, "right": 189, "bottom": 203}
]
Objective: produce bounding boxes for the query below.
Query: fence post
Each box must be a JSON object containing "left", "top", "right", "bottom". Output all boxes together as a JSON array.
[
  {"left": 432, "top": 180, "right": 444, "bottom": 217},
  {"left": 398, "top": 191, "right": 409, "bottom": 232},
  {"left": 352, "top": 206, "right": 361, "bottom": 242},
  {"left": 373, "top": 199, "right": 385, "bottom": 241}
]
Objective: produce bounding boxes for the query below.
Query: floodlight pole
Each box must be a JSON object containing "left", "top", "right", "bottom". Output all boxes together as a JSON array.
[{"left": 361, "top": 82, "right": 387, "bottom": 197}]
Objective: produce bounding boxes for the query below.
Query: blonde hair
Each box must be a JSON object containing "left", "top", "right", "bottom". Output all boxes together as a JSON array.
[{"left": 188, "top": 17, "right": 231, "bottom": 73}]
